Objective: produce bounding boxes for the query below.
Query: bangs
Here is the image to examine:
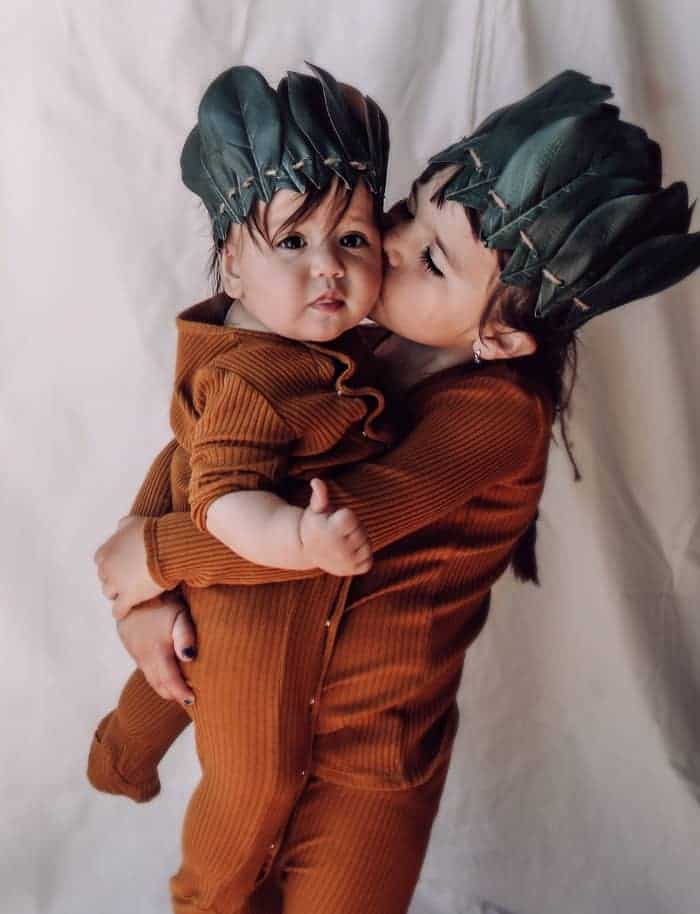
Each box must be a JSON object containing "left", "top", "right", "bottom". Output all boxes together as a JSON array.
[
  {"left": 246, "top": 177, "right": 358, "bottom": 248},
  {"left": 417, "top": 161, "right": 481, "bottom": 238}
]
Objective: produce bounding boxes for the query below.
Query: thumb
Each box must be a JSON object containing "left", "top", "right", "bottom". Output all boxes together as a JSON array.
[
  {"left": 172, "top": 609, "right": 197, "bottom": 663},
  {"left": 309, "top": 478, "right": 330, "bottom": 514}
]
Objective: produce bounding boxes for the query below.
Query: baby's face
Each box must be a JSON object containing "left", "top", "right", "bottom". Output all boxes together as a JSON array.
[{"left": 222, "top": 179, "right": 382, "bottom": 342}]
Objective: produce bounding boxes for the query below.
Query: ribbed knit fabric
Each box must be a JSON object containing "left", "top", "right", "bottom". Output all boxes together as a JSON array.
[
  {"left": 88, "top": 292, "right": 401, "bottom": 911},
  {"left": 87, "top": 292, "right": 394, "bottom": 804},
  {"left": 134, "top": 361, "right": 552, "bottom": 790},
  {"left": 239, "top": 762, "right": 451, "bottom": 914},
  {"left": 89, "top": 322, "right": 552, "bottom": 912}
]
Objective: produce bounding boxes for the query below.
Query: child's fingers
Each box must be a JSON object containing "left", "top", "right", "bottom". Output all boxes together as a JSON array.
[
  {"left": 172, "top": 610, "right": 198, "bottom": 664},
  {"left": 101, "top": 580, "right": 119, "bottom": 601},
  {"left": 111, "top": 596, "right": 131, "bottom": 621},
  {"left": 308, "top": 478, "right": 330, "bottom": 514},
  {"left": 146, "top": 649, "right": 194, "bottom": 706}
]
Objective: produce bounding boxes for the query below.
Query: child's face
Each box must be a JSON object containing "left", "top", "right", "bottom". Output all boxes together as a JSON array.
[
  {"left": 221, "top": 179, "right": 382, "bottom": 342},
  {"left": 373, "top": 166, "right": 501, "bottom": 349}
]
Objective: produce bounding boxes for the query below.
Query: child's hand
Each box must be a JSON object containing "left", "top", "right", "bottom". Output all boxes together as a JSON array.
[
  {"left": 94, "top": 515, "right": 165, "bottom": 620},
  {"left": 116, "top": 593, "right": 196, "bottom": 706},
  {"left": 299, "top": 478, "right": 372, "bottom": 576}
]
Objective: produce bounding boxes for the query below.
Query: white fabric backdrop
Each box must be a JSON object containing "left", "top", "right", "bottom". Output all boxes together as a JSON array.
[{"left": 2, "top": 1, "right": 699, "bottom": 912}]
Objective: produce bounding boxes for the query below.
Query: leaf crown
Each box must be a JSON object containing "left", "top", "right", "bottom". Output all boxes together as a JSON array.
[
  {"left": 181, "top": 62, "right": 389, "bottom": 242},
  {"left": 429, "top": 71, "right": 700, "bottom": 329}
]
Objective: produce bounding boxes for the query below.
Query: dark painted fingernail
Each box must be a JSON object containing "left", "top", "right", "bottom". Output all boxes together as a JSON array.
[
  {"left": 183, "top": 698, "right": 194, "bottom": 706},
  {"left": 183, "top": 647, "right": 197, "bottom": 659}
]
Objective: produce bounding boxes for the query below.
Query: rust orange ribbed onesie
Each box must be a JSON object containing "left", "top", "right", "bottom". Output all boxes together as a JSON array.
[
  {"left": 90, "top": 335, "right": 552, "bottom": 912},
  {"left": 89, "top": 291, "right": 398, "bottom": 912}
]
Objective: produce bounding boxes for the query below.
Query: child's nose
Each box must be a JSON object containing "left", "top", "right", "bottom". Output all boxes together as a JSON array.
[{"left": 311, "top": 246, "right": 345, "bottom": 279}]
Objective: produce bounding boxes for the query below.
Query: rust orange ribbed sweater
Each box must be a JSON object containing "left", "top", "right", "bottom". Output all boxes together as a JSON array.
[
  {"left": 90, "top": 322, "right": 552, "bottom": 912},
  {"left": 138, "top": 358, "right": 552, "bottom": 779}
]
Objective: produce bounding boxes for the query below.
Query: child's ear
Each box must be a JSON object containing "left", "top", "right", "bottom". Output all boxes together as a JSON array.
[
  {"left": 220, "top": 227, "right": 244, "bottom": 299},
  {"left": 479, "top": 320, "right": 537, "bottom": 361}
]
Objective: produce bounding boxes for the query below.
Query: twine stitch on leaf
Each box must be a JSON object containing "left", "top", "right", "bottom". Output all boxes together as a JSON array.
[
  {"left": 542, "top": 268, "right": 564, "bottom": 286},
  {"left": 468, "top": 148, "right": 483, "bottom": 171},
  {"left": 519, "top": 230, "right": 538, "bottom": 254},
  {"left": 488, "top": 190, "right": 509, "bottom": 211}
]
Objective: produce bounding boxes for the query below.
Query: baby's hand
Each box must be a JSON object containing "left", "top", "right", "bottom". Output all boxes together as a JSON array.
[{"left": 299, "top": 479, "right": 372, "bottom": 577}]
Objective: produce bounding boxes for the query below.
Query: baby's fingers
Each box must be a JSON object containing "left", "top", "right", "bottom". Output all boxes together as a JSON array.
[
  {"left": 328, "top": 508, "right": 363, "bottom": 539},
  {"left": 329, "top": 510, "right": 372, "bottom": 554},
  {"left": 354, "top": 542, "right": 372, "bottom": 565},
  {"left": 344, "top": 525, "right": 370, "bottom": 554}
]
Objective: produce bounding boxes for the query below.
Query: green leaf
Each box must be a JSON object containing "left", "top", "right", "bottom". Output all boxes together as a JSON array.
[{"left": 568, "top": 230, "right": 700, "bottom": 326}]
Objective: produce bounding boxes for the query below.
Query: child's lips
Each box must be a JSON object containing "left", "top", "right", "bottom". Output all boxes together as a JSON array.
[{"left": 310, "top": 293, "right": 345, "bottom": 312}]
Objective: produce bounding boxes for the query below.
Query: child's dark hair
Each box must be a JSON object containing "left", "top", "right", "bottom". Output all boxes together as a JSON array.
[{"left": 420, "top": 162, "right": 582, "bottom": 586}]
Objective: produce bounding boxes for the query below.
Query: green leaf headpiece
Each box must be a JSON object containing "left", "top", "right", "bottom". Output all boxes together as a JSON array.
[
  {"left": 429, "top": 71, "right": 700, "bottom": 329},
  {"left": 180, "top": 63, "right": 389, "bottom": 242}
]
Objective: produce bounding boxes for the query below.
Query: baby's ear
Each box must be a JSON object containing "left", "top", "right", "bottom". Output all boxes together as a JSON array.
[{"left": 220, "top": 226, "right": 243, "bottom": 298}]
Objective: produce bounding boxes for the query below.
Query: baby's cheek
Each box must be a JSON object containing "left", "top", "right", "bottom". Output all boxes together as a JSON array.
[{"left": 362, "top": 257, "right": 384, "bottom": 301}]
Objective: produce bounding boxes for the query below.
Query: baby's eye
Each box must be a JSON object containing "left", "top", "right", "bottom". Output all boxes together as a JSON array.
[
  {"left": 339, "top": 233, "right": 368, "bottom": 248},
  {"left": 277, "top": 234, "right": 306, "bottom": 250}
]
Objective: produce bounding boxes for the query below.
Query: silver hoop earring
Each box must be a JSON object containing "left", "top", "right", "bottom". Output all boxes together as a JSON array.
[{"left": 472, "top": 343, "right": 482, "bottom": 365}]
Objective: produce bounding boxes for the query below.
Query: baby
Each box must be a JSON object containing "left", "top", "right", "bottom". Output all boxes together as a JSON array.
[{"left": 88, "top": 62, "right": 392, "bottom": 801}]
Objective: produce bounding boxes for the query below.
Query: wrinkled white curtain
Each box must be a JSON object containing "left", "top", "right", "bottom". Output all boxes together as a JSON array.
[{"left": 3, "top": 2, "right": 699, "bottom": 912}]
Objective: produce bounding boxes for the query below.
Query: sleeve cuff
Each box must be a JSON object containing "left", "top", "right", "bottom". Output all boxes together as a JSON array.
[
  {"left": 143, "top": 516, "right": 177, "bottom": 590},
  {"left": 144, "top": 513, "right": 226, "bottom": 589}
]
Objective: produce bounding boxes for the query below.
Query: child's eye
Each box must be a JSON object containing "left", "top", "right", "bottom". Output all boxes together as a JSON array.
[
  {"left": 339, "top": 233, "right": 368, "bottom": 248},
  {"left": 277, "top": 234, "right": 306, "bottom": 250},
  {"left": 420, "top": 246, "right": 444, "bottom": 277}
]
